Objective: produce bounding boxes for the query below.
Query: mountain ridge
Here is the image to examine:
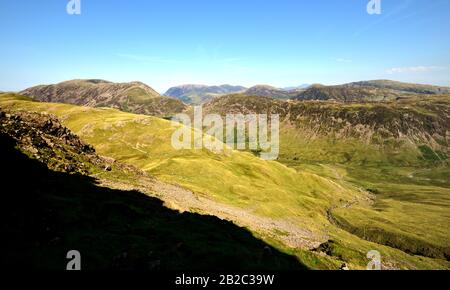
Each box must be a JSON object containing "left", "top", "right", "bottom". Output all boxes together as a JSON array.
[
  {"left": 344, "top": 80, "right": 450, "bottom": 94},
  {"left": 294, "top": 80, "right": 450, "bottom": 102},
  {"left": 20, "top": 79, "right": 186, "bottom": 117}
]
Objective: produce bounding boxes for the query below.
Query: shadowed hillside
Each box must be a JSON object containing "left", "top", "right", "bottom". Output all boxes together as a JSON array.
[{"left": 0, "top": 110, "right": 306, "bottom": 271}]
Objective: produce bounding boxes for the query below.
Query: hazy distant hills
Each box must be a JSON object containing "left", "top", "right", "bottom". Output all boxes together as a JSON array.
[
  {"left": 20, "top": 79, "right": 186, "bottom": 117},
  {"left": 164, "top": 79, "right": 449, "bottom": 104},
  {"left": 164, "top": 84, "right": 246, "bottom": 105},
  {"left": 218, "top": 80, "right": 450, "bottom": 102},
  {"left": 294, "top": 80, "right": 450, "bottom": 102},
  {"left": 164, "top": 83, "right": 308, "bottom": 104},
  {"left": 242, "top": 85, "right": 296, "bottom": 100},
  {"left": 17, "top": 79, "right": 450, "bottom": 114}
]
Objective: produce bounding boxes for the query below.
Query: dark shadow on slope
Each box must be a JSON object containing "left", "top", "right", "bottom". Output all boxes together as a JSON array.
[{"left": 0, "top": 133, "right": 307, "bottom": 271}]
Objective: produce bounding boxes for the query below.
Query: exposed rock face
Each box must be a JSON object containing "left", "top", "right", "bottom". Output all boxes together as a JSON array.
[
  {"left": 0, "top": 109, "right": 105, "bottom": 174},
  {"left": 20, "top": 79, "right": 186, "bottom": 117},
  {"left": 286, "top": 101, "right": 449, "bottom": 148},
  {"left": 204, "top": 94, "right": 450, "bottom": 152}
]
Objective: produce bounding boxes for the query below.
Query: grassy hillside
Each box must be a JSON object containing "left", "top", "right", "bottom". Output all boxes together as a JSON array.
[
  {"left": 204, "top": 93, "right": 450, "bottom": 264},
  {"left": 205, "top": 94, "right": 449, "bottom": 165},
  {"left": 1, "top": 93, "right": 449, "bottom": 270}
]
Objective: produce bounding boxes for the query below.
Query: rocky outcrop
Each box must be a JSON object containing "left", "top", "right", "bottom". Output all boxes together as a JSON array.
[{"left": 0, "top": 109, "right": 108, "bottom": 174}]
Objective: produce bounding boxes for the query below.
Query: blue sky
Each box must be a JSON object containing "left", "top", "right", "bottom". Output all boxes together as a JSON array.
[{"left": 1, "top": 0, "right": 449, "bottom": 93}]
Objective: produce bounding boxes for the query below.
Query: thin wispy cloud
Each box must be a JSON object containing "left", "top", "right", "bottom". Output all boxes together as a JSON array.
[
  {"left": 353, "top": 0, "right": 413, "bottom": 38},
  {"left": 386, "top": 66, "right": 447, "bottom": 74},
  {"left": 384, "top": 0, "right": 449, "bottom": 27}
]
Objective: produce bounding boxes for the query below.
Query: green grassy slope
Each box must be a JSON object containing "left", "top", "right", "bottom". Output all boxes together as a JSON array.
[
  {"left": 276, "top": 99, "right": 450, "bottom": 261},
  {"left": 1, "top": 93, "right": 449, "bottom": 270},
  {"left": 205, "top": 94, "right": 450, "bottom": 266}
]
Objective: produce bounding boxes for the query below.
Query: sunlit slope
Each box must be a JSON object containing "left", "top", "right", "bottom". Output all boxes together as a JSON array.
[
  {"left": 0, "top": 93, "right": 360, "bottom": 230},
  {"left": 2, "top": 93, "right": 449, "bottom": 269},
  {"left": 202, "top": 93, "right": 450, "bottom": 267},
  {"left": 276, "top": 100, "right": 450, "bottom": 261}
]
